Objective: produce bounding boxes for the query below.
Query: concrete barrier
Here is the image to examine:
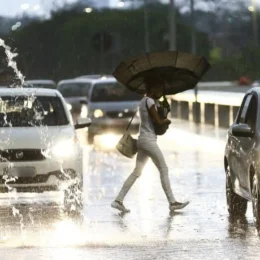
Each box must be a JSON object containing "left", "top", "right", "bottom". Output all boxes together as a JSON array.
[
  {"left": 218, "top": 105, "right": 230, "bottom": 128},
  {"left": 192, "top": 102, "right": 200, "bottom": 123},
  {"left": 204, "top": 103, "right": 215, "bottom": 125},
  {"left": 170, "top": 99, "right": 179, "bottom": 118},
  {"left": 233, "top": 106, "right": 239, "bottom": 121},
  {"left": 170, "top": 89, "right": 245, "bottom": 129},
  {"left": 180, "top": 101, "right": 189, "bottom": 120}
]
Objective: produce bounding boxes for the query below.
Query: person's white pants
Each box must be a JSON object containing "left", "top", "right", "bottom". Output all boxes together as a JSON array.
[{"left": 115, "top": 139, "right": 176, "bottom": 204}]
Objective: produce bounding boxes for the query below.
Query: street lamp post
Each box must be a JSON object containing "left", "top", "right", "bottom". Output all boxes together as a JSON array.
[
  {"left": 169, "top": 0, "right": 176, "bottom": 51},
  {"left": 190, "top": 0, "right": 199, "bottom": 123},
  {"left": 190, "top": 0, "right": 196, "bottom": 54},
  {"left": 143, "top": 0, "right": 150, "bottom": 52},
  {"left": 249, "top": 0, "right": 258, "bottom": 46},
  {"left": 252, "top": 0, "right": 258, "bottom": 46}
]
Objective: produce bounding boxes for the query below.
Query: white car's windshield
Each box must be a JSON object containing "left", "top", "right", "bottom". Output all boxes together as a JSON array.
[
  {"left": 91, "top": 82, "right": 142, "bottom": 102},
  {"left": 0, "top": 96, "right": 68, "bottom": 127}
]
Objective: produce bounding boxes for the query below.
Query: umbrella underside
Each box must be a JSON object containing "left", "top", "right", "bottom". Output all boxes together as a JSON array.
[{"left": 113, "top": 51, "right": 210, "bottom": 95}]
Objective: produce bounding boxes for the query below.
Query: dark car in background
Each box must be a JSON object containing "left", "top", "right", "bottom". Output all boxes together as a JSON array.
[
  {"left": 25, "top": 80, "right": 56, "bottom": 89},
  {"left": 225, "top": 87, "right": 260, "bottom": 225}
]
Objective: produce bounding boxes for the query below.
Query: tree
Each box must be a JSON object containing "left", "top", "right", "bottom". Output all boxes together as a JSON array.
[{"left": 7, "top": 3, "right": 210, "bottom": 80}]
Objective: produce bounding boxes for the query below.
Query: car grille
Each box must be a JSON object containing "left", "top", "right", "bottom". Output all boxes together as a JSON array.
[
  {"left": 0, "top": 149, "right": 46, "bottom": 162},
  {"left": 106, "top": 111, "right": 135, "bottom": 119},
  {"left": 0, "top": 169, "right": 77, "bottom": 184}
]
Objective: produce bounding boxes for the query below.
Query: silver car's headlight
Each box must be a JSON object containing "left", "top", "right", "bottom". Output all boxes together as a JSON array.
[
  {"left": 94, "top": 109, "right": 104, "bottom": 118},
  {"left": 52, "top": 139, "right": 77, "bottom": 158}
]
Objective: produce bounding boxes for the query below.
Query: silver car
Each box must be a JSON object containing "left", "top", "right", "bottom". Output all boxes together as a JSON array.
[
  {"left": 57, "top": 78, "right": 91, "bottom": 124},
  {"left": 225, "top": 87, "right": 260, "bottom": 225},
  {"left": 74, "top": 75, "right": 142, "bottom": 144}
]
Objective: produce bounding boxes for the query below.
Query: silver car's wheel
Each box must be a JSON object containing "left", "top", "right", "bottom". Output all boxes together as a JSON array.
[
  {"left": 252, "top": 173, "right": 260, "bottom": 225},
  {"left": 226, "top": 166, "right": 247, "bottom": 216}
]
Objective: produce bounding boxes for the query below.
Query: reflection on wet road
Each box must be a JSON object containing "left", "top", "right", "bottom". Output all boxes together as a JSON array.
[{"left": 0, "top": 119, "right": 259, "bottom": 259}]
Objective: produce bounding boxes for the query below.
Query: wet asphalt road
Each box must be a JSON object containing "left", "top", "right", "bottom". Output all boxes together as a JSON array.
[{"left": 0, "top": 119, "right": 259, "bottom": 259}]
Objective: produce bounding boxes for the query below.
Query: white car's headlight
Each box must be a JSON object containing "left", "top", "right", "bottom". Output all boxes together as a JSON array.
[
  {"left": 52, "top": 139, "right": 77, "bottom": 158},
  {"left": 94, "top": 109, "right": 104, "bottom": 118},
  {"left": 80, "top": 105, "right": 88, "bottom": 118}
]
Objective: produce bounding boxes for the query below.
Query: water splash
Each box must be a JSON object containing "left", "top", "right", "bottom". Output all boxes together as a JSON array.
[
  {"left": 0, "top": 38, "right": 83, "bottom": 244},
  {"left": 0, "top": 38, "right": 25, "bottom": 87}
]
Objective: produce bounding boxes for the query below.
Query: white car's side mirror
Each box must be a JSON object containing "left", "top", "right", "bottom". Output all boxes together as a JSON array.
[{"left": 75, "top": 118, "right": 92, "bottom": 129}]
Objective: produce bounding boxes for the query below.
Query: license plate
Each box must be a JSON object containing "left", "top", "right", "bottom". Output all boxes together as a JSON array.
[{"left": 5, "top": 167, "right": 36, "bottom": 178}]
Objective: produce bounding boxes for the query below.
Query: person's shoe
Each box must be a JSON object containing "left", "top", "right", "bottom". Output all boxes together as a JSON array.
[
  {"left": 169, "top": 201, "right": 189, "bottom": 211},
  {"left": 111, "top": 200, "right": 130, "bottom": 213}
]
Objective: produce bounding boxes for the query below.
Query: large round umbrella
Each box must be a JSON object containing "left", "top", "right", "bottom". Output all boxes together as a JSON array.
[{"left": 112, "top": 51, "right": 211, "bottom": 95}]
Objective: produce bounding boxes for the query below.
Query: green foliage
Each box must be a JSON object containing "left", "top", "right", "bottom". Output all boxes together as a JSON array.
[
  {"left": 7, "top": 5, "right": 210, "bottom": 81},
  {"left": 204, "top": 43, "right": 260, "bottom": 81},
  {"left": 209, "top": 47, "right": 222, "bottom": 64}
]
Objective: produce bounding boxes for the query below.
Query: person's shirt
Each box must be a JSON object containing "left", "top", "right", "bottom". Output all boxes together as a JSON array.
[{"left": 138, "top": 96, "right": 159, "bottom": 141}]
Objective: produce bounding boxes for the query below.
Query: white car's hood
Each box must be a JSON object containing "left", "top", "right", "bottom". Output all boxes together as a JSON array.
[{"left": 0, "top": 126, "right": 75, "bottom": 150}]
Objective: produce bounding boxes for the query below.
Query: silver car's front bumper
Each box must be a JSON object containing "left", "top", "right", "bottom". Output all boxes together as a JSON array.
[{"left": 89, "top": 117, "right": 140, "bottom": 134}]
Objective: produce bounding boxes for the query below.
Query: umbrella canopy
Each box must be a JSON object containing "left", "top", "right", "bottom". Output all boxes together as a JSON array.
[{"left": 112, "top": 51, "right": 211, "bottom": 95}]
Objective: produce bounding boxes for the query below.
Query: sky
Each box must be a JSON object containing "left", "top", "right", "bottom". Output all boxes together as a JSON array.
[
  {"left": 0, "top": 0, "right": 79, "bottom": 17},
  {"left": 0, "top": 0, "right": 255, "bottom": 18},
  {"left": 0, "top": 0, "right": 178, "bottom": 17}
]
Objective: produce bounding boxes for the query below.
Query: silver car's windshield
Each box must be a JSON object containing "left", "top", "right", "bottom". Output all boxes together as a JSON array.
[
  {"left": 0, "top": 96, "right": 68, "bottom": 127},
  {"left": 26, "top": 83, "right": 56, "bottom": 89},
  {"left": 91, "top": 82, "right": 142, "bottom": 102},
  {"left": 58, "top": 83, "right": 91, "bottom": 97}
]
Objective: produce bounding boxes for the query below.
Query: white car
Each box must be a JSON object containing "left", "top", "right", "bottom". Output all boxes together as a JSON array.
[
  {"left": 0, "top": 88, "right": 91, "bottom": 212},
  {"left": 57, "top": 78, "right": 90, "bottom": 124}
]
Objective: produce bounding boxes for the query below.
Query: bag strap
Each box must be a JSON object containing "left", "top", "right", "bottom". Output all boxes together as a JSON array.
[{"left": 125, "top": 106, "right": 138, "bottom": 132}]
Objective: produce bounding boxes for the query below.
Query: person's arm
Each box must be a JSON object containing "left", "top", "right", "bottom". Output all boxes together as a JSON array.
[{"left": 148, "top": 104, "right": 171, "bottom": 126}]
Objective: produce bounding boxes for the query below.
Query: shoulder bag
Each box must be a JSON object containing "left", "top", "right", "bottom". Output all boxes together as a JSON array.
[{"left": 116, "top": 108, "right": 138, "bottom": 159}]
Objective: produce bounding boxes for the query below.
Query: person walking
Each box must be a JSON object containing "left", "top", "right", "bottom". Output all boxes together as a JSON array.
[{"left": 111, "top": 75, "right": 189, "bottom": 213}]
